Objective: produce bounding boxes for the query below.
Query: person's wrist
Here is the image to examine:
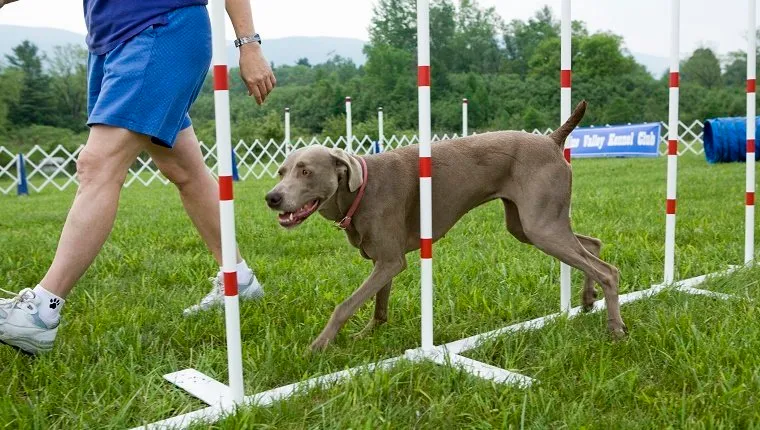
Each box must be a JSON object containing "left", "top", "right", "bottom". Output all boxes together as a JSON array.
[
  {"left": 235, "top": 33, "right": 260, "bottom": 48},
  {"left": 239, "top": 42, "right": 262, "bottom": 55}
]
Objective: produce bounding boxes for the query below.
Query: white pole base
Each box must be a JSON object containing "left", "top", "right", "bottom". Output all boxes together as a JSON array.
[
  {"left": 134, "top": 357, "right": 403, "bottom": 430},
  {"left": 404, "top": 347, "right": 534, "bottom": 388},
  {"left": 163, "top": 369, "right": 234, "bottom": 407},
  {"left": 443, "top": 265, "right": 738, "bottom": 355}
]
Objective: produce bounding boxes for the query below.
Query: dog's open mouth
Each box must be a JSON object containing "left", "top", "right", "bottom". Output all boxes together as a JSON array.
[{"left": 278, "top": 199, "right": 320, "bottom": 228}]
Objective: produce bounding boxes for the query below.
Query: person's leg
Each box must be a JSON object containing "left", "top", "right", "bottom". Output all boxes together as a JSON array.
[
  {"left": 145, "top": 125, "right": 263, "bottom": 315},
  {"left": 144, "top": 125, "right": 240, "bottom": 266},
  {"left": 0, "top": 125, "right": 146, "bottom": 355},
  {"left": 40, "top": 126, "right": 148, "bottom": 298}
]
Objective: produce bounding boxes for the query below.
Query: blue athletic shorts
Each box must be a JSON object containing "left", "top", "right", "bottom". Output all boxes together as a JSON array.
[{"left": 86, "top": 5, "right": 212, "bottom": 148}]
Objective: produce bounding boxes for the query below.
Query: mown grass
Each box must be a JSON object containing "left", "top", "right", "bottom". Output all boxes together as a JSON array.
[{"left": 1, "top": 154, "right": 759, "bottom": 429}]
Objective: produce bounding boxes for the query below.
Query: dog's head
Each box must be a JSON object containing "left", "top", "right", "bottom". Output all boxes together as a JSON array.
[{"left": 265, "top": 146, "right": 363, "bottom": 229}]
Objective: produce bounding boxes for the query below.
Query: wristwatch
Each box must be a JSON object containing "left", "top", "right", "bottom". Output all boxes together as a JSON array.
[{"left": 234, "top": 34, "right": 262, "bottom": 48}]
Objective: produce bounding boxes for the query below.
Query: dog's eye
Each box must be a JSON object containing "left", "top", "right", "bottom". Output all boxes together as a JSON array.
[{"left": 302, "top": 169, "right": 310, "bottom": 176}]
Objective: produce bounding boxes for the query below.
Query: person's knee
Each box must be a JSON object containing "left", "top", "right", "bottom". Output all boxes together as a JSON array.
[
  {"left": 159, "top": 160, "right": 195, "bottom": 189},
  {"left": 75, "top": 148, "right": 125, "bottom": 186},
  {"left": 76, "top": 126, "right": 143, "bottom": 187},
  {"left": 152, "top": 130, "right": 208, "bottom": 191}
]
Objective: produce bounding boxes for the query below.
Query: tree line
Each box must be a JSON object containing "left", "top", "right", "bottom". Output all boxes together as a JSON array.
[{"left": 0, "top": 0, "right": 756, "bottom": 154}]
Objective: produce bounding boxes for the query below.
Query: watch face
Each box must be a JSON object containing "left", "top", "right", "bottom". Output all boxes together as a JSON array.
[{"left": 235, "top": 35, "right": 261, "bottom": 47}]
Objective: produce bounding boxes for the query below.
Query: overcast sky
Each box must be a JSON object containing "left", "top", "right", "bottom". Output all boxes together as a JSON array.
[{"left": 0, "top": 0, "right": 756, "bottom": 58}]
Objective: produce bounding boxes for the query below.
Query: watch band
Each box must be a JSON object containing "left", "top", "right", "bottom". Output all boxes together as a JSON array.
[{"left": 234, "top": 34, "right": 262, "bottom": 48}]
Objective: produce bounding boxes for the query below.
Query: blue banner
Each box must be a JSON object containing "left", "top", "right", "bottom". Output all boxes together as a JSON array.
[{"left": 565, "top": 122, "right": 661, "bottom": 158}]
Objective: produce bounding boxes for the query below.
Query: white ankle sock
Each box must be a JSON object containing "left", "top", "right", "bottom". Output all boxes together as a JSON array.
[
  {"left": 32, "top": 284, "right": 64, "bottom": 326},
  {"left": 219, "top": 260, "right": 253, "bottom": 285}
]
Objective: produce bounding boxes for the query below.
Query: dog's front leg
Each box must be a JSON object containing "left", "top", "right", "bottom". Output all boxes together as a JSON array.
[
  {"left": 310, "top": 257, "right": 405, "bottom": 351},
  {"left": 351, "top": 280, "right": 391, "bottom": 340}
]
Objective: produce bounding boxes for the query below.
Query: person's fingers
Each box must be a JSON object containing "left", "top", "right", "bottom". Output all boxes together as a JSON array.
[
  {"left": 263, "top": 77, "right": 274, "bottom": 94},
  {"left": 250, "top": 84, "right": 263, "bottom": 105},
  {"left": 257, "top": 81, "right": 269, "bottom": 102},
  {"left": 269, "top": 74, "right": 277, "bottom": 89}
]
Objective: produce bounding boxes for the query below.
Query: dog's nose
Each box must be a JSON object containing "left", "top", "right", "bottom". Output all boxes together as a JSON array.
[{"left": 265, "top": 191, "right": 283, "bottom": 208}]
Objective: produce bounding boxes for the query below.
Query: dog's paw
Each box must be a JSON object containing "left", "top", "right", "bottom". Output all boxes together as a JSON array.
[
  {"left": 608, "top": 321, "right": 628, "bottom": 341},
  {"left": 581, "top": 289, "right": 598, "bottom": 312},
  {"left": 309, "top": 336, "right": 332, "bottom": 352},
  {"left": 350, "top": 319, "right": 384, "bottom": 340}
]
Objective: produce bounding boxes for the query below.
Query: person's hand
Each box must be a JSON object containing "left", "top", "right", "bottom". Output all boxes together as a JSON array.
[{"left": 239, "top": 44, "right": 276, "bottom": 105}]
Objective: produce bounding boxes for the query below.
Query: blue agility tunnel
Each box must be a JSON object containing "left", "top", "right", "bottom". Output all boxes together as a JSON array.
[{"left": 703, "top": 116, "right": 760, "bottom": 163}]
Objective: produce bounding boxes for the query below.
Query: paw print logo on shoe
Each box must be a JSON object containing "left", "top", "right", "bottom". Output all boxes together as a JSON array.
[{"left": 49, "top": 298, "right": 60, "bottom": 310}]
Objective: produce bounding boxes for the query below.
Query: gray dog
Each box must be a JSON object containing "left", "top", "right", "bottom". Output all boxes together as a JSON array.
[{"left": 265, "top": 100, "right": 626, "bottom": 351}]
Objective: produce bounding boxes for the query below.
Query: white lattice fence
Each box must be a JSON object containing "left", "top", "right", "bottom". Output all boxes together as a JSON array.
[
  {"left": 0, "top": 146, "right": 19, "bottom": 195},
  {"left": 658, "top": 120, "right": 705, "bottom": 156},
  {"left": 0, "top": 122, "right": 704, "bottom": 195},
  {"left": 0, "top": 144, "right": 83, "bottom": 194}
]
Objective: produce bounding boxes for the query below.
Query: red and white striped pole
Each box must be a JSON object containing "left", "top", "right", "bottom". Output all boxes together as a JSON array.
[
  {"left": 559, "top": 0, "right": 572, "bottom": 312},
  {"left": 462, "top": 98, "right": 468, "bottom": 137},
  {"left": 345, "top": 97, "right": 353, "bottom": 154},
  {"left": 378, "top": 107, "right": 384, "bottom": 153},
  {"left": 417, "top": 0, "right": 434, "bottom": 351},
  {"left": 664, "top": 0, "right": 680, "bottom": 284},
  {"left": 746, "top": 0, "right": 756, "bottom": 265},
  {"left": 285, "top": 107, "right": 291, "bottom": 155},
  {"left": 210, "top": 0, "right": 244, "bottom": 403}
]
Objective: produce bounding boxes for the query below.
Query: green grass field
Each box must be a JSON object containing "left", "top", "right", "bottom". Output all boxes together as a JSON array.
[{"left": 2, "top": 154, "right": 759, "bottom": 429}]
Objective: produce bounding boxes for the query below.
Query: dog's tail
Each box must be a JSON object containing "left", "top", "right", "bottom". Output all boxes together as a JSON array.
[{"left": 549, "top": 100, "right": 587, "bottom": 146}]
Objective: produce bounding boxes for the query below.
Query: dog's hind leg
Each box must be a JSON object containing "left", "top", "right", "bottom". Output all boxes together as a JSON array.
[
  {"left": 506, "top": 199, "right": 600, "bottom": 312},
  {"left": 520, "top": 215, "right": 626, "bottom": 339},
  {"left": 351, "top": 281, "right": 391, "bottom": 339},
  {"left": 575, "top": 234, "right": 602, "bottom": 311}
]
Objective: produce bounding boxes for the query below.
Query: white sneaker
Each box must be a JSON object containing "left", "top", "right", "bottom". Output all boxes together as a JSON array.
[
  {"left": 182, "top": 271, "right": 264, "bottom": 316},
  {"left": 0, "top": 288, "right": 59, "bottom": 354}
]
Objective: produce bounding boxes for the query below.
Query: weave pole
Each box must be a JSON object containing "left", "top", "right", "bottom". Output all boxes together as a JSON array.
[
  {"left": 153, "top": 0, "right": 245, "bottom": 411},
  {"left": 664, "top": 0, "right": 680, "bottom": 284},
  {"left": 211, "top": 0, "right": 244, "bottom": 403},
  {"left": 285, "top": 108, "right": 291, "bottom": 155},
  {"left": 378, "top": 107, "right": 384, "bottom": 152},
  {"left": 746, "top": 0, "right": 756, "bottom": 264},
  {"left": 417, "top": 0, "right": 434, "bottom": 351},
  {"left": 462, "top": 98, "right": 468, "bottom": 137},
  {"left": 559, "top": 0, "right": 572, "bottom": 312},
  {"left": 345, "top": 97, "right": 353, "bottom": 154}
]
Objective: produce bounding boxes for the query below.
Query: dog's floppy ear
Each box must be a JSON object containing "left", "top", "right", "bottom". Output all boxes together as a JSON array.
[{"left": 329, "top": 148, "right": 363, "bottom": 192}]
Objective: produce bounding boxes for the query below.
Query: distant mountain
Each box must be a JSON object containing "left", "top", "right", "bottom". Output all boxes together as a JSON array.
[
  {"left": 631, "top": 52, "right": 671, "bottom": 78},
  {"left": 0, "top": 25, "right": 367, "bottom": 67},
  {"left": 227, "top": 36, "right": 367, "bottom": 67},
  {"left": 0, "top": 25, "right": 86, "bottom": 60}
]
